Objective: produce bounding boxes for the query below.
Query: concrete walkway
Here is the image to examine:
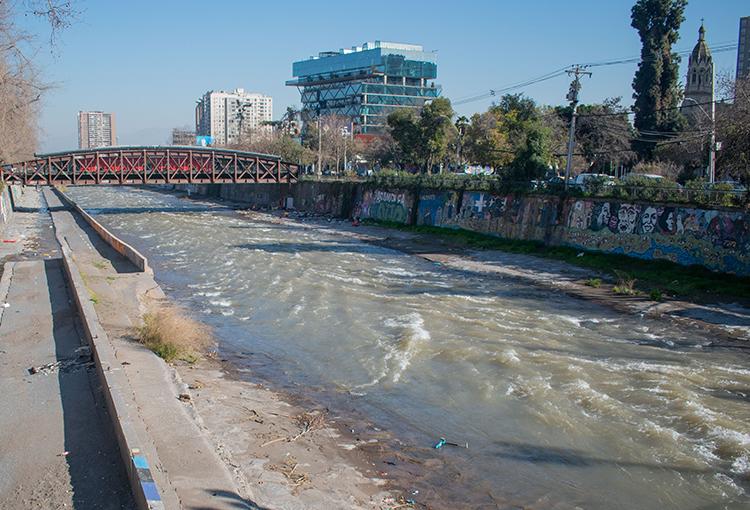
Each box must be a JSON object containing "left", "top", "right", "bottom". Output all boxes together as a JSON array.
[
  {"left": 0, "top": 186, "right": 258, "bottom": 509},
  {"left": 0, "top": 188, "right": 136, "bottom": 508}
]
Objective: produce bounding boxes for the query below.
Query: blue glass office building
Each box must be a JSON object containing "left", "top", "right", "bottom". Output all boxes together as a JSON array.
[{"left": 287, "top": 41, "right": 441, "bottom": 134}]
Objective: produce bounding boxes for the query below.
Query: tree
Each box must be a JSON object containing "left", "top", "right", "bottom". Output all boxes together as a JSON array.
[
  {"left": 505, "top": 124, "right": 553, "bottom": 181},
  {"left": 386, "top": 97, "right": 454, "bottom": 173},
  {"left": 462, "top": 109, "right": 512, "bottom": 170},
  {"left": 387, "top": 108, "right": 424, "bottom": 171},
  {"left": 418, "top": 97, "right": 455, "bottom": 173},
  {"left": 0, "top": 1, "right": 81, "bottom": 164},
  {"left": 232, "top": 99, "right": 249, "bottom": 142},
  {"left": 715, "top": 76, "right": 750, "bottom": 183},
  {"left": 558, "top": 97, "right": 637, "bottom": 174},
  {"left": 630, "top": 0, "right": 689, "bottom": 159}
]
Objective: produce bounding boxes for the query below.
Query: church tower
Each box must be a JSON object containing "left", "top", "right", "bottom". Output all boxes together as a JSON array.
[{"left": 681, "top": 23, "right": 714, "bottom": 122}]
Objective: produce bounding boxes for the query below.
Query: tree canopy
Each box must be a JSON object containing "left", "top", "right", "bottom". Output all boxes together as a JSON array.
[
  {"left": 630, "top": 0, "right": 688, "bottom": 159},
  {"left": 386, "top": 97, "right": 454, "bottom": 173}
]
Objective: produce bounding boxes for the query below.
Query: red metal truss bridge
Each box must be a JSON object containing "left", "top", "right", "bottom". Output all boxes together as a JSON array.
[{"left": 0, "top": 146, "right": 301, "bottom": 186}]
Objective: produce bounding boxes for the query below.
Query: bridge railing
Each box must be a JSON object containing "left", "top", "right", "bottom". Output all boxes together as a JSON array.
[{"left": 1, "top": 146, "right": 300, "bottom": 186}]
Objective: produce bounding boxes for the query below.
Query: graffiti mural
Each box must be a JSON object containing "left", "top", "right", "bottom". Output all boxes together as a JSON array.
[
  {"left": 418, "top": 191, "right": 457, "bottom": 227},
  {"left": 296, "top": 179, "right": 749, "bottom": 276},
  {"left": 352, "top": 188, "right": 412, "bottom": 224},
  {"left": 565, "top": 200, "right": 750, "bottom": 275},
  {"left": 442, "top": 192, "right": 560, "bottom": 241}
]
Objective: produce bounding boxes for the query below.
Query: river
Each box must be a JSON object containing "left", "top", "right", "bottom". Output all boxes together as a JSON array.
[{"left": 66, "top": 185, "right": 750, "bottom": 509}]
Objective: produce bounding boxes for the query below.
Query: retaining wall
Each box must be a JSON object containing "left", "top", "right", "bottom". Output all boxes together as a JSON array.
[
  {"left": 186, "top": 181, "right": 750, "bottom": 276},
  {"left": 54, "top": 188, "right": 151, "bottom": 274}
]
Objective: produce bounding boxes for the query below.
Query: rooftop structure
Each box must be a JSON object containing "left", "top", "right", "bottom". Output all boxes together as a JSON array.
[{"left": 287, "top": 41, "right": 441, "bottom": 134}]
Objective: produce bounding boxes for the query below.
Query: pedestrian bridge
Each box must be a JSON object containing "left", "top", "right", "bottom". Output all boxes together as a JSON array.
[{"left": 1, "top": 146, "right": 300, "bottom": 186}]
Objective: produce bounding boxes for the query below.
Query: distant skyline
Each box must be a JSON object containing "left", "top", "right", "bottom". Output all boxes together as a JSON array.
[{"left": 24, "top": 0, "right": 748, "bottom": 153}]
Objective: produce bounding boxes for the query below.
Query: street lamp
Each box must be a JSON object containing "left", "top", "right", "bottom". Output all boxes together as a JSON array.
[{"left": 683, "top": 97, "right": 717, "bottom": 184}]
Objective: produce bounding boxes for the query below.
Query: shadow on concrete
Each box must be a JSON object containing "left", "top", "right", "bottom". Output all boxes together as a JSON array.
[
  {"left": 49, "top": 258, "right": 137, "bottom": 508},
  {"left": 65, "top": 212, "right": 140, "bottom": 274},
  {"left": 197, "top": 489, "right": 272, "bottom": 510}
]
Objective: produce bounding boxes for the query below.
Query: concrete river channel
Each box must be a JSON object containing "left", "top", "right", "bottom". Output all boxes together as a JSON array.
[{"left": 67, "top": 185, "right": 750, "bottom": 509}]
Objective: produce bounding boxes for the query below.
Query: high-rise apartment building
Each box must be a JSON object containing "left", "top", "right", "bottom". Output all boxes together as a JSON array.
[
  {"left": 195, "top": 89, "right": 272, "bottom": 146},
  {"left": 77, "top": 111, "right": 116, "bottom": 149},
  {"left": 287, "top": 41, "right": 441, "bottom": 134},
  {"left": 738, "top": 16, "right": 749, "bottom": 79}
]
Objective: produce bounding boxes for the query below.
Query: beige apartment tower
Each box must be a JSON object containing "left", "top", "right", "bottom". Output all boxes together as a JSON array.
[
  {"left": 195, "top": 89, "right": 272, "bottom": 146},
  {"left": 78, "top": 111, "right": 116, "bottom": 149}
]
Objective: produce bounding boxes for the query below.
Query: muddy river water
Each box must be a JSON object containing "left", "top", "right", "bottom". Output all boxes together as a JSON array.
[{"left": 67, "top": 186, "right": 750, "bottom": 509}]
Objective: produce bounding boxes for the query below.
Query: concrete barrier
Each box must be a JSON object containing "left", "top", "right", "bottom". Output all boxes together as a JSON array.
[
  {"left": 47, "top": 189, "right": 166, "bottom": 509},
  {"left": 53, "top": 187, "right": 151, "bottom": 274},
  {"left": 56, "top": 240, "right": 165, "bottom": 509}
]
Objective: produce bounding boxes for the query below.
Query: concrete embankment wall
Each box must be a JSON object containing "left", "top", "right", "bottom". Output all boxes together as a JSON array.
[
  {"left": 57, "top": 244, "right": 164, "bottom": 509},
  {"left": 48, "top": 190, "right": 164, "bottom": 510},
  {"left": 0, "top": 185, "right": 17, "bottom": 232},
  {"left": 198, "top": 180, "right": 749, "bottom": 277},
  {"left": 54, "top": 188, "right": 151, "bottom": 274},
  {"left": 45, "top": 188, "right": 164, "bottom": 510}
]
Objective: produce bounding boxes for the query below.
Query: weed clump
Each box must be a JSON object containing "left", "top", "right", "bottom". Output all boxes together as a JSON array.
[
  {"left": 585, "top": 278, "right": 602, "bottom": 288},
  {"left": 650, "top": 288, "right": 662, "bottom": 302},
  {"left": 138, "top": 305, "right": 213, "bottom": 362}
]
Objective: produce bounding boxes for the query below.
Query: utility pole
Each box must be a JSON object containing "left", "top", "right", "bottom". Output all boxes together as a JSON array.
[
  {"left": 564, "top": 65, "right": 592, "bottom": 191},
  {"left": 317, "top": 117, "right": 322, "bottom": 176}
]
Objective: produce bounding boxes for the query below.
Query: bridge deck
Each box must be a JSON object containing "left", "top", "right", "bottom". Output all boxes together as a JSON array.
[{"left": 1, "top": 146, "right": 300, "bottom": 185}]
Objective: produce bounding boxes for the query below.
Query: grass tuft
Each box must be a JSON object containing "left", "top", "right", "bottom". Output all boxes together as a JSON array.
[
  {"left": 138, "top": 304, "right": 213, "bottom": 362},
  {"left": 585, "top": 278, "right": 602, "bottom": 288}
]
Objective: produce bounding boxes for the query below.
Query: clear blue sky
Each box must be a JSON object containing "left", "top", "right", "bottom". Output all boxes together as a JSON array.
[{"left": 28, "top": 0, "right": 748, "bottom": 152}]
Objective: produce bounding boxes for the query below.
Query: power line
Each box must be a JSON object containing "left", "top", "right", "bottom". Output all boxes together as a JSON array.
[{"left": 454, "top": 42, "right": 739, "bottom": 107}]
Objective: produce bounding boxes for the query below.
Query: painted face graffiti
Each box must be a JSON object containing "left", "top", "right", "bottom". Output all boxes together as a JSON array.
[
  {"left": 641, "top": 206, "right": 658, "bottom": 233},
  {"left": 597, "top": 203, "right": 611, "bottom": 228},
  {"left": 618, "top": 204, "right": 639, "bottom": 234}
]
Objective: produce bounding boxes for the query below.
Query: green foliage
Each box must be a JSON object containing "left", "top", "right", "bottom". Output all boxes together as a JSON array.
[
  {"left": 503, "top": 124, "right": 553, "bottom": 181},
  {"left": 386, "top": 97, "right": 455, "bottom": 173},
  {"left": 683, "top": 179, "right": 736, "bottom": 206},
  {"left": 462, "top": 110, "right": 513, "bottom": 169},
  {"left": 586, "top": 278, "right": 602, "bottom": 288},
  {"left": 630, "top": 0, "right": 689, "bottom": 159},
  {"left": 650, "top": 288, "right": 662, "bottom": 301},
  {"left": 363, "top": 170, "right": 543, "bottom": 195},
  {"left": 608, "top": 174, "right": 682, "bottom": 201}
]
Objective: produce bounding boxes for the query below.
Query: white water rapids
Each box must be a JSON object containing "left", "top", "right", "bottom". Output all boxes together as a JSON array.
[{"left": 67, "top": 186, "right": 750, "bottom": 509}]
